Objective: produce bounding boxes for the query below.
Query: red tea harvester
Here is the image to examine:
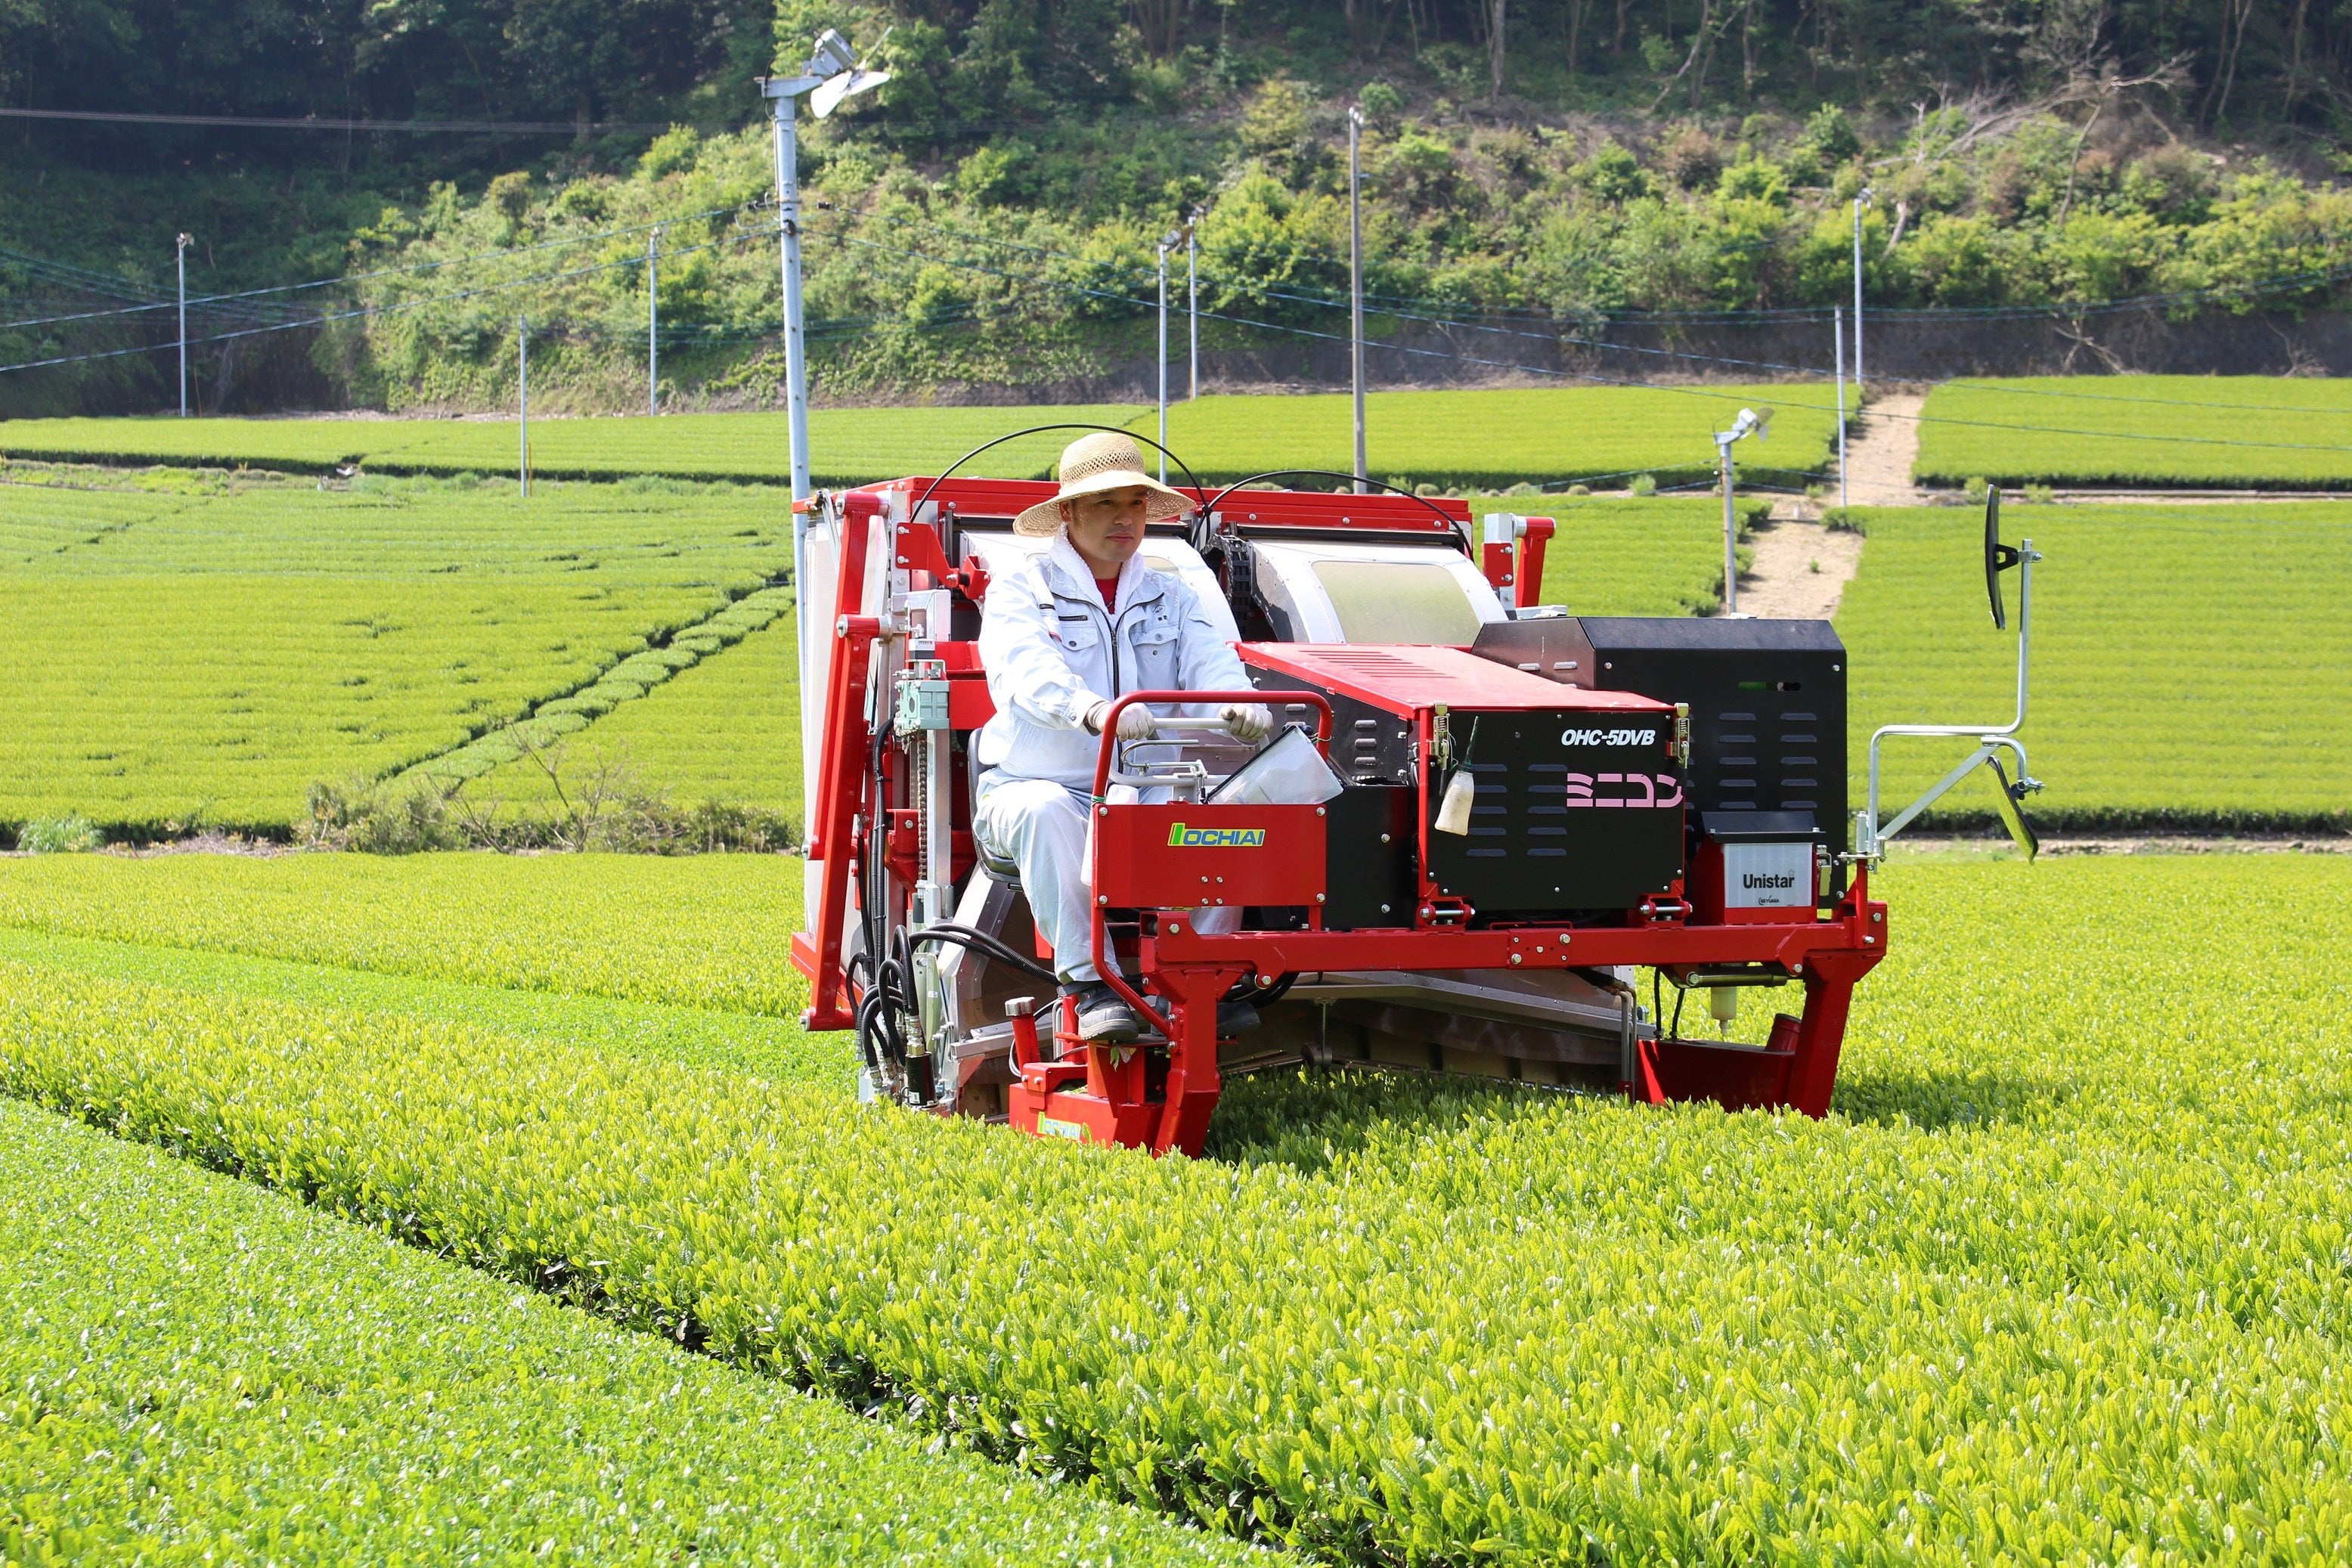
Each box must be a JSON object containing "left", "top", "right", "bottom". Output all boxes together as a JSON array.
[{"left": 789, "top": 438, "right": 2041, "bottom": 1155}]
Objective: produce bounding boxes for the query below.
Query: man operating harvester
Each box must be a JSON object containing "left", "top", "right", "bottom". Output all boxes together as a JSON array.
[{"left": 974, "top": 432, "right": 1272, "bottom": 1044}]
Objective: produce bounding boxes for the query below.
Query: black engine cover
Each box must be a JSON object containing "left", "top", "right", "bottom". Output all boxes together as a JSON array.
[
  {"left": 1424, "top": 710, "right": 1685, "bottom": 918},
  {"left": 1473, "top": 615, "right": 1848, "bottom": 861}
]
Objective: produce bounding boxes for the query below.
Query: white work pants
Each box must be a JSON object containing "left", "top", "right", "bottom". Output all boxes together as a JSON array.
[{"left": 974, "top": 772, "right": 1238, "bottom": 985}]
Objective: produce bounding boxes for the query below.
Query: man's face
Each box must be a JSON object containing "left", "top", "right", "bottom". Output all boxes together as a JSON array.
[{"left": 1061, "top": 485, "right": 1151, "bottom": 575}]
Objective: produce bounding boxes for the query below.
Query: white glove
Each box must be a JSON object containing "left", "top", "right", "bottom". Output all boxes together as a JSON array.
[
  {"left": 1221, "top": 703, "right": 1273, "bottom": 744},
  {"left": 1084, "top": 699, "right": 1158, "bottom": 741}
]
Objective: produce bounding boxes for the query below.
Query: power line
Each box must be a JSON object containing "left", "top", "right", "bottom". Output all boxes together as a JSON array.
[
  {"left": 817, "top": 228, "right": 2352, "bottom": 457},
  {"left": 1, "top": 204, "right": 751, "bottom": 333},
  {"left": 0, "top": 107, "right": 721, "bottom": 135}
]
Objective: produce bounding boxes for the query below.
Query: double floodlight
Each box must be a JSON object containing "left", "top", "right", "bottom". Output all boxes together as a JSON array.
[
  {"left": 766, "top": 26, "right": 892, "bottom": 116},
  {"left": 1715, "top": 405, "right": 1771, "bottom": 448}
]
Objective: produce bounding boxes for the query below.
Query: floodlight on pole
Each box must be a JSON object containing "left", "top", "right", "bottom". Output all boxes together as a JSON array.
[
  {"left": 175, "top": 232, "right": 191, "bottom": 417},
  {"left": 1852, "top": 187, "right": 1872, "bottom": 391},
  {"left": 1347, "top": 104, "right": 1367, "bottom": 494},
  {"left": 1712, "top": 405, "right": 1770, "bottom": 616},
  {"left": 761, "top": 27, "right": 891, "bottom": 504}
]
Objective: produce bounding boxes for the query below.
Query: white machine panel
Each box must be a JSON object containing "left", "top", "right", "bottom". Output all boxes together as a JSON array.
[{"left": 1247, "top": 538, "right": 1504, "bottom": 644}]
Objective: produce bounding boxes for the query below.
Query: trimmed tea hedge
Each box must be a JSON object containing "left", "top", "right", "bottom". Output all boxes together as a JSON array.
[
  {"left": 0, "top": 850, "right": 812, "bottom": 1018},
  {"left": 0, "top": 1095, "right": 1266, "bottom": 1565},
  {"left": 1838, "top": 500, "right": 2352, "bottom": 829},
  {"left": 5, "top": 855, "right": 2351, "bottom": 1563}
]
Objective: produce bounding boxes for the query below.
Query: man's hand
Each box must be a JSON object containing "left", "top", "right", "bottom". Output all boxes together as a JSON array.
[
  {"left": 1084, "top": 699, "right": 1158, "bottom": 741},
  {"left": 1220, "top": 703, "right": 1273, "bottom": 744}
]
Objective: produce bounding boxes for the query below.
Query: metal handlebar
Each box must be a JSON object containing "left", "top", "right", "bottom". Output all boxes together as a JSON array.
[{"left": 1087, "top": 690, "right": 1334, "bottom": 799}]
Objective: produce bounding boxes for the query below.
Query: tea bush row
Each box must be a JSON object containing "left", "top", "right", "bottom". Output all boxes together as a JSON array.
[
  {"left": 1, "top": 388, "right": 1837, "bottom": 493},
  {"left": 1914, "top": 377, "right": 2352, "bottom": 489},
  {"left": 0, "top": 922, "right": 839, "bottom": 1085},
  {"left": 1839, "top": 501, "right": 2352, "bottom": 827},
  {"left": 0, "top": 404, "right": 1138, "bottom": 486},
  {"left": 1145, "top": 387, "right": 1842, "bottom": 491},
  {"left": 0, "top": 1095, "right": 1264, "bottom": 1566},
  {"left": 0, "top": 851, "right": 811, "bottom": 1019},
  {"left": 406, "top": 587, "right": 794, "bottom": 789},
  {"left": 0, "top": 473, "right": 794, "bottom": 832},
  {"left": 5, "top": 857, "right": 2349, "bottom": 1563}
]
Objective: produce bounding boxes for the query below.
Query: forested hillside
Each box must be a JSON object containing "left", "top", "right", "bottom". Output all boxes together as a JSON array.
[{"left": 4, "top": 0, "right": 2349, "bottom": 413}]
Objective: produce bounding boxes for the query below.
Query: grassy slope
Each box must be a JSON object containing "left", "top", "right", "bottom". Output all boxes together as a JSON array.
[
  {"left": 1837, "top": 501, "right": 2352, "bottom": 827},
  {"left": 0, "top": 473, "right": 788, "bottom": 832},
  {"left": 2, "top": 852, "right": 2350, "bottom": 1561},
  {"left": 0, "top": 406, "right": 1142, "bottom": 486},
  {"left": 1139, "top": 386, "right": 1842, "bottom": 489},
  {"left": 0, "top": 1095, "right": 1268, "bottom": 1566},
  {"left": 1914, "top": 377, "right": 2352, "bottom": 489}
]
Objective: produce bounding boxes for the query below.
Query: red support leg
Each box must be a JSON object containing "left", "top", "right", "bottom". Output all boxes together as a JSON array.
[{"left": 1149, "top": 965, "right": 1243, "bottom": 1157}]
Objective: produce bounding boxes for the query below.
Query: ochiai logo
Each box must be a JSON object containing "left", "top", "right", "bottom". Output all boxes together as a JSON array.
[
  {"left": 1564, "top": 773, "right": 1684, "bottom": 808},
  {"left": 1167, "top": 823, "right": 1268, "bottom": 848}
]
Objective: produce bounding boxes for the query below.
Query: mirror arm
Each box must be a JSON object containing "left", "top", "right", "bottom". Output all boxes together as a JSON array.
[{"left": 1854, "top": 541, "right": 2041, "bottom": 863}]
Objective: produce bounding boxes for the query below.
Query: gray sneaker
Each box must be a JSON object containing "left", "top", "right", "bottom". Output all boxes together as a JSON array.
[{"left": 1063, "top": 981, "right": 1141, "bottom": 1045}]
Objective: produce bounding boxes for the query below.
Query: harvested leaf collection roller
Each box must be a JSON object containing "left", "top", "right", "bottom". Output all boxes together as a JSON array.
[{"left": 790, "top": 432, "right": 2041, "bottom": 1155}]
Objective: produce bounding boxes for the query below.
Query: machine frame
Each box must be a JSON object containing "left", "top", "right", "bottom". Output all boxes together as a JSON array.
[{"left": 789, "top": 472, "right": 1905, "bottom": 1156}]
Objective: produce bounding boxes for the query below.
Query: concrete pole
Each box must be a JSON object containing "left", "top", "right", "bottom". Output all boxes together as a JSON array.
[
  {"left": 648, "top": 228, "right": 662, "bottom": 416},
  {"left": 1833, "top": 307, "right": 1848, "bottom": 511},
  {"left": 1187, "top": 214, "right": 1199, "bottom": 401},
  {"left": 1719, "top": 438, "right": 1737, "bottom": 616},
  {"left": 769, "top": 93, "right": 811, "bottom": 500},
  {"left": 518, "top": 318, "right": 530, "bottom": 500},
  {"left": 1349, "top": 106, "right": 1367, "bottom": 494},
  {"left": 1156, "top": 236, "right": 1171, "bottom": 483},
  {"left": 175, "top": 233, "right": 191, "bottom": 417},
  {"left": 1852, "top": 188, "right": 1871, "bottom": 392}
]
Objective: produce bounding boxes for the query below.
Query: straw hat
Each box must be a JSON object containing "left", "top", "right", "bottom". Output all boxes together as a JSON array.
[{"left": 1012, "top": 432, "right": 1191, "bottom": 537}]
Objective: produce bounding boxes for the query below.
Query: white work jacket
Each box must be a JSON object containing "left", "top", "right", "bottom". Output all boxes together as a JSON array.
[{"left": 976, "top": 531, "right": 1250, "bottom": 792}]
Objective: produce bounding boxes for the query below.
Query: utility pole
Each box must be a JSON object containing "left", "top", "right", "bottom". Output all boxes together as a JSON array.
[
  {"left": 1156, "top": 230, "right": 1177, "bottom": 482},
  {"left": 761, "top": 30, "right": 888, "bottom": 504},
  {"left": 518, "top": 318, "right": 530, "bottom": 500},
  {"left": 1348, "top": 105, "right": 1367, "bottom": 494},
  {"left": 175, "top": 232, "right": 191, "bottom": 417},
  {"left": 1852, "top": 187, "right": 1872, "bottom": 392},
  {"left": 1187, "top": 206, "right": 1201, "bottom": 401},
  {"left": 1833, "top": 307, "right": 1848, "bottom": 511},
  {"left": 647, "top": 228, "right": 662, "bottom": 416}
]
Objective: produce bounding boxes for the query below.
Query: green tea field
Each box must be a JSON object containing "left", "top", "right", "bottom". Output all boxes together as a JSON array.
[
  {"left": 1, "top": 851, "right": 2347, "bottom": 1562},
  {"left": 0, "top": 469, "right": 789, "bottom": 833},
  {"left": 1148, "top": 384, "right": 1842, "bottom": 490},
  {"left": 0, "top": 404, "right": 1143, "bottom": 488},
  {"left": 1913, "top": 377, "right": 2352, "bottom": 490},
  {"left": 2, "top": 385, "right": 1839, "bottom": 493},
  {"left": 1838, "top": 501, "right": 2352, "bottom": 829}
]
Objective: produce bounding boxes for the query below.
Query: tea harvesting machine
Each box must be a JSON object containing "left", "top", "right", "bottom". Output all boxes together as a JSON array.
[{"left": 789, "top": 432, "right": 2042, "bottom": 1156}]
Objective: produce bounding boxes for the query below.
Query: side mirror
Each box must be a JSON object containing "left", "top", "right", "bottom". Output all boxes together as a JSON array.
[{"left": 1984, "top": 485, "right": 2022, "bottom": 630}]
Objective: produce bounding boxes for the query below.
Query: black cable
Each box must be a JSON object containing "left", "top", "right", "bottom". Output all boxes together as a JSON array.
[
  {"left": 908, "top": 422, "right": 1207, "bottom": 522},
  {"left": 1228, "top": 971, "right": 1297, "bottom": 1009},
  {"left": 1201, "top": 469, "right": 1467, "bottom": 531},
  {"left": 906, "top": 924, "right": 1058, "bottom": 984}
]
